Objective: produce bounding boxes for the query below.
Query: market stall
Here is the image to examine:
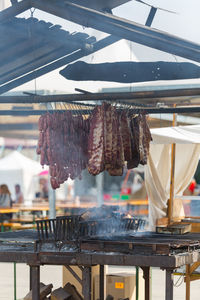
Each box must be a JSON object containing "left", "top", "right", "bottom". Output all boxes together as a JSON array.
[
  {"left": 0, "top": 151, "right": 43, "bottom": 202},
  {"left": 1, "top": 1, "right": 200, "bottom": 300},
  {"left": 146, "top": 125, "right": 200, "bottom": 230}
]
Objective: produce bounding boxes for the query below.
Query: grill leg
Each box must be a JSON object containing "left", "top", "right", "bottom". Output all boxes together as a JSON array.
[
  {"left": 165, "top": 269, "right": 173, "bottom": 300},
  {"left": 142, "top": 266, "right": 151, "bottom": 300},
  {"left": 30, "top": 266, "right": 33, "bottom": 291},
  {"left": 100, "top": 265, "right": 105, "bottom": 300},
  {"left": 82, "top": 266, "right": 92, "bottom": 300},
  {"left": 30, "top": 265, "right": 40, "bottom": 300}
]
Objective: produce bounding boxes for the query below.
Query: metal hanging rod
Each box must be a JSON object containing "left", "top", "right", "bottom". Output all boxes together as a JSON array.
[
  {"left": 0, "top": 88, "right": 200, "bottom": 103},
  {"left": 1, "top": 106, "right": 200, "bottom": 116}
]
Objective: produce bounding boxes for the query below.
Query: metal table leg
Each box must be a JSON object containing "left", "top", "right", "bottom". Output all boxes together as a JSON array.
[
  {"left": 142, "top": 266, "right": 150, "bottom": 300},
  {"left": 14, "top": 262, "right": 17, "bottom": 300},
  {"left": 165, "top": 269, "right": 173, "bottom": 300},
  {"left": 30, "top": 266, "right": 33, "bottom": 291},
  {"left": 82, "top": 266, "right": 92, "bottom": 300},
  {"left": 100, "top": 265, "right": 105, "bottom": 300},
  {"left": 30, "top": 265, "right": 40, "bottom": 300}
]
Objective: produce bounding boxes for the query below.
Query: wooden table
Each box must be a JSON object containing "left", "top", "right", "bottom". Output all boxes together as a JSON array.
[{"left": 0, "top": 208, "right": 19, "bottom": 214}]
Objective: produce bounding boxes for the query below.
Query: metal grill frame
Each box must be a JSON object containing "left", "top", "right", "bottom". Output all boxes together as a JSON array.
[{"left": 36, "top": 215, "right": 146, "bottom": 242}]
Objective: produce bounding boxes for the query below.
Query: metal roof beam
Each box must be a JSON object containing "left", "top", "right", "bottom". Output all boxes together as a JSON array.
[
  {"left": 0, "top": 35, "right": 120, "bottom": 95},
  {"left": 31, "top": 0, "right": 200, "bottom": 62},
  {"left": 0, "top": 0, "right": 31, "bottom": 23}
]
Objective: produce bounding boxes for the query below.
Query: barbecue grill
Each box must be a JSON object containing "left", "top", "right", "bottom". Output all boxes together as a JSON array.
[
  {"left": 36, "top": 215, "right": 146, "bottom": 242},
  {"left": 0, "top": 228, "right": 199, "bottom": 300}
]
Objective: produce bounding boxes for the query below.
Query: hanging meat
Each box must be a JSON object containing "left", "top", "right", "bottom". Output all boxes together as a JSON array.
[
  {"left": 88, "top": 106, "right": 105, "bottom": 175},
  {"left": 36, "top": 104, "right": 152, "bottom": 189},
  {"left": 37, "top": 111, "right": 90, "bottom": 189}
]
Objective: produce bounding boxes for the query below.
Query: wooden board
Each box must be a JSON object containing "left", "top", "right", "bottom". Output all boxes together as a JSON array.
[{"left": 156, "top": 224, "right": 191, "bottom": 235}]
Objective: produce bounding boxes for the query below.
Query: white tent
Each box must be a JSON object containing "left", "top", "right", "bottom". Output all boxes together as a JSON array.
[
  {"left": 0, "top": 151, "right": 43, "bottom": 202},
  {"left": 145, "top": 125, "right": 200, "bottom": 230}
]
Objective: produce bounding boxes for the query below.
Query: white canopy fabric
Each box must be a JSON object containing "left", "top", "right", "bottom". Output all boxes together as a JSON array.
[
  {"left": 0, "top": 151, "right": 43, "bottom": 201},
  {"left": 145, "top": 125, "right": 200, "bottom": 230},
  {"left": 150, "top": 124, "right": 200, "bottom": 144}
]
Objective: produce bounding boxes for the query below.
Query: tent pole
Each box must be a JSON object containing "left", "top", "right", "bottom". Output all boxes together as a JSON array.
[
  {"left": 168, "top": 105, "right": 177, "bottom": 224},
  {"left": 48, "top": 175, "right": 56, "bottom": 219}
]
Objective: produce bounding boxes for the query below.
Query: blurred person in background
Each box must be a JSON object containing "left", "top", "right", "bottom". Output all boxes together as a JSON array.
[
  {"left": 39, "top": 178, "right": 48, "bottom": 200},
  {"left": 15, "top": 184, "right": 24, "bottom": 204},
  {"left": 0, "top": 184, "right": 12, "bottom": 207}
]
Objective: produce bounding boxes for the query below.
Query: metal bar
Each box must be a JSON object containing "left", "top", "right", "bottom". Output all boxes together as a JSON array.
[
  {"left": 14, "top": 262, "right": 17, "bottom": 300},
  {"left": 64, "top": 265, "right": 82, "bottom": 285},
  {"left": 30, "top": 265, "right": 33, "bottom": 290},
  {"left": 1, "top": 88, "right": 200, "bottom": 103},
  {"left": 30, "top": 265, "right": 40, "bottom": 300},
  {"left": 32, "top": 0, "right": 200, "bottom": 63},
  {"left": 165, "top": 269, "right": 173, "bottom": 300},
  {"left": 1, "top": 106, "right": 200, "bottom": 116},
  {"left": 0, "top": 0, "right": 31, "bottom": 24},
  {"left": 0, "top": 35, "right": 120, "bottom": 95},
  {"left": 142, "top": 267, "right": 150, "bottom": 300},
  {"left": 136, "top": 266, "right": 139, "bottom": 300},
  {"left": 82, "top": 266, "right": 92, "bottom": 300},
  {"left": 145, "top": 7, "right": 157, "bottom": 27},
  {"left": 100, "top": 265, "right": 105, "bottom": 300}
]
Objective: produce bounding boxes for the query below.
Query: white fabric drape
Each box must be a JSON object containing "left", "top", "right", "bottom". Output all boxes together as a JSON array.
[{"left": 145, "top": 142, "right": 200, "bottom": 231}]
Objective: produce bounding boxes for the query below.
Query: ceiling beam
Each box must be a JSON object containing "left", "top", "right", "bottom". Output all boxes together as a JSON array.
[
  {"left": 0, "top": 0, "right": 31, "bottom": 23},
  {"left": 32, "top": 0, "right": 200, "bottom": 63},
  {"left": 0, "top": 88, "right": 200, "bottom": 103},
  {"left": 0, "top": 35, "right": 120, "bottom": 95}
]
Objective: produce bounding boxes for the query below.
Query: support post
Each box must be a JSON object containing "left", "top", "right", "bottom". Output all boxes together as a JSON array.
[
  {"left": 142, "top": 266, "right": 150, "bottom": 300},
  {"left": 165, "top": 269, "right": 173, "bottom": 300},
  {"left": 30, "top": 265, "right": 40, "bottom": 300},
  {"left": 186, "top": 264, "right": 190, "bottom": 300},
  {"left": 96, "top": 173, "right": 104, "bottom": 207},
  {"left": 100, "top": 265, "right": 105, "bottom": 300},
  {"left": 82, "top": 266, "right": 92, "bottom": 300},
  {"left": 168, "top": 105, "right": 177, "bottom": 224},
  {"left": 48, "top": 175, "right": 56, "bottom": 219}
]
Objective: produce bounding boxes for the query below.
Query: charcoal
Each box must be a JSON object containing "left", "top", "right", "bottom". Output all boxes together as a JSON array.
[
  {"left": 51, "top": 287, "right": 72, "bottom": 299},
  {"left": 63, "top": 283, "right": 83, "bottom": 300},
  {"left": 23, "top": 282, "right": 53, "bottom": 300},
  {"left": 106, "top": 295, "right": 114, "bottom": 300}
]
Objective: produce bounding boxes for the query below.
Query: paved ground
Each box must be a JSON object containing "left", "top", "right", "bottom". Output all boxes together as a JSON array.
[{"left": 0, "top": 263, "right": 199, "bottom": 299}]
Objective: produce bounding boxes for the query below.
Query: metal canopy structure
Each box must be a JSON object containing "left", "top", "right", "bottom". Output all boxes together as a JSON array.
[
  {"left": 0, "top": 0, "right": 200, "bottom": 139},
  {"left": 0, "top": 0, "right": 200, "bottom": 94},
  {"left": 0, "top": 17, "right": 96, "bottom": 85}
]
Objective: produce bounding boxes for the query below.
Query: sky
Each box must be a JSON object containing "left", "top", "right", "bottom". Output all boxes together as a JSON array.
[{"left": 2, "top": 0, "right": 200, "bottom": 94}]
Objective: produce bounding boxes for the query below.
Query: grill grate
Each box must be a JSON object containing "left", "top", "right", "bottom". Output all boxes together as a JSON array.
[{"left": 36, "top": 216, "right": 145, "bottom": 242}]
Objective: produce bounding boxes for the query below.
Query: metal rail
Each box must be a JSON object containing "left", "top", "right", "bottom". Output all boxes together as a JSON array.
[
  {"left": 0, "top": 88, "right": 200, "bottom": 103},
  {"left": 0, "top": 106, "right": 200, "bottom": 116}
]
